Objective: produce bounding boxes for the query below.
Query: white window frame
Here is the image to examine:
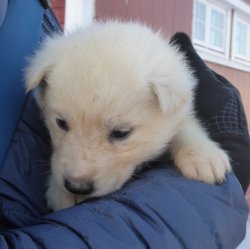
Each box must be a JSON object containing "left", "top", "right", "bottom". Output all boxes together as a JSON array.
[
  {"left": 64, "top": 0, "right": 95, "bottom": 33},
  {"left": 192, "top": 0, "right": 231, "bottom": 59},
  {"left": 193, "top": 0, "right": 208, "bottom": 47},
  {"left": 192, "top": 0, "right": 250, "bottom": 73},
  {"left": 232, "top": 12, "right": 250, "bottom": 65}
]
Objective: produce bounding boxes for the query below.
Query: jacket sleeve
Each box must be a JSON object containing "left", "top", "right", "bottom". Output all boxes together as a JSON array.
[
  {"left": 0, "top": 94, "right": 247, "bottom": 249},
  {"left": 0, "top": 167, "right": 248, "bottom": 249}
]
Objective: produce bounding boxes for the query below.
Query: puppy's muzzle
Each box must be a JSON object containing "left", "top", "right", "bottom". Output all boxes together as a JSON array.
[{"left": 64, "top": 179, "right": 94, "bottom": 195}]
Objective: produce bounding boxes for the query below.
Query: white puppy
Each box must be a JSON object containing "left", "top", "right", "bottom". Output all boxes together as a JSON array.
[{"left": 25, "top": 21, "right": 231, "bottom": 211}]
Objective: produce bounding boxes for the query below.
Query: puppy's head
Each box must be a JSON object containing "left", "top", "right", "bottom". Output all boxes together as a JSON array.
[{"left": 26, "top": 21, "right": 195, "bottom": 199}]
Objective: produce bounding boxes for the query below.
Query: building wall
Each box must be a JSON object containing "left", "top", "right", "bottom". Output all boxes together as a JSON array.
[
  {"left": 96, "top": 0, "right": 193, "bottom": 37},
  {"left": 51, "top": 0, "right": 65, "bottom": 28}
]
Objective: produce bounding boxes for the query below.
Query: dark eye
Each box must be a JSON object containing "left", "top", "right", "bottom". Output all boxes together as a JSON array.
[
  {"left": 56, "top": 118, "right": 69, "bottom": 131},
  {"left": 110, "top": 129, "right": 132, "bottom": 140}
]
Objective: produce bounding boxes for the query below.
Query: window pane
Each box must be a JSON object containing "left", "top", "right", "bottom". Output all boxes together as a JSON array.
[
  {"left": 195, "top": 21, "right": 205, "bottom": 41},
  {"left": 210, "top": 9, "right": 225, "bottom": 49},
  {"left": 210, "top": 28, "right": 223, "bottom": 48},
  {"left": 194, "top": 1, "right": 206, "bottom": 41},
  {"left": 235, "top": 21, "right": 247, "bottom": 56},
  {"left": 195, "top": 1, "right": 206, "bottom": 21},
  {"left": 211, "top": 9, "right": 224, "bottom": 30}
]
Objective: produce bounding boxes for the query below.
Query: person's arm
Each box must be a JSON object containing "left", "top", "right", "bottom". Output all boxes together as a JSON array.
[
  {"left": 0, "top": 24, "right": 248, "bottom": 248},
  {"left": 0, "top": 167, "right": 248, "bottom": 249}
]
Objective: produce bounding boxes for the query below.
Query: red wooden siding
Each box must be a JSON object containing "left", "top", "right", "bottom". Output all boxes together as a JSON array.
[
  {"left": 96, "top": 0, "right": 193, "bottom": 37},
  {"left": 51, "top": 0, "right": 65, "bottom": 28}
]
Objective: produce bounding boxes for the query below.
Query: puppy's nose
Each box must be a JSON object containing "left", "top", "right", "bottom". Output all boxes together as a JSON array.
[{"left": 64, "top": 178, "right": 94, "bottom": 195}]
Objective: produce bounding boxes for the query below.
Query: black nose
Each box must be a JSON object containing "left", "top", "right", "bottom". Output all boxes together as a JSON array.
[{"left": 64, "top": 179, "right": 94, "bottom": 195}]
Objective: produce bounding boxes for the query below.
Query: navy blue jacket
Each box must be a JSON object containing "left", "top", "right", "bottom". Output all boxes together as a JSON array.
[{"left": 0, "top": 1, "right": 248, "bottom": 248}]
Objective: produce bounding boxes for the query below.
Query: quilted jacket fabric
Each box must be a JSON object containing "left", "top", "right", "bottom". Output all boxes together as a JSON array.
[{"left": 0, "top": 1, "right": 249, "bottom": 248}]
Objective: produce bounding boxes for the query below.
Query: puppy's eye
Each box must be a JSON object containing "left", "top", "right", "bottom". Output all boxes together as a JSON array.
[
  {"left": 56, "top": 118, "right": 69, "bottom": 131},
  {"left": 110, "top": 129, "right": 132, "bottom": 140}
]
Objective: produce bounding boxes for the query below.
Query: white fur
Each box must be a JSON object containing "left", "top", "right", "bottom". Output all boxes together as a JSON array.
[{"left": 25, "top": 21, "right": 231, "bottom": 211}]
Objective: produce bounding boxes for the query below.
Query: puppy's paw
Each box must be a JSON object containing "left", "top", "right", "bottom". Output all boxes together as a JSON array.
[
  {"left": 46, "top": 181, "right": 87, "bottom": 211},
  {"left": 174, "top": 141, "right": 231, "bottom": 184}
]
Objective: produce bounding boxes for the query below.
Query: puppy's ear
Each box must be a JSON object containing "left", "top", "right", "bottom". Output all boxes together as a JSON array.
[
  {"left": 149, "top": 41, "right": 197, "bottom": 114},
  {"left": 25, "top": 35, "right": 61, "bottom": 92},
  {"left": 151, "top": 72, "right": 195, "bottom": 114},
  {"left": 25, "top": 54, "right": 53, "bottom": 93},
  {"left": 25, "top": 54, "right": 53, "bottom": 107},
  {"left": 25, "top": 37, "right": 60, "bottom": 106}
]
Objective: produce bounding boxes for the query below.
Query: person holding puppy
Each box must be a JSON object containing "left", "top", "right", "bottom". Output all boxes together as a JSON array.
[{"left": 0, "top": 1, "right": 249, "bottom": 248}]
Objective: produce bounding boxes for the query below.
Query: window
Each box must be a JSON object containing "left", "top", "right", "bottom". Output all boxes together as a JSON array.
[
  {"left": 232, "top": 14, "right": 250, "bottom": 64},
  {"left": 193, "top": 0, "right": 230, "bottom": 55},
  {"left": 210, "top": 9, "right": 225, "bottom": 49},
  {"left": 192, "top": 0, "right": 250, "bottom": 71},
  {"left": 194, "top": 1, "right": 206, "bottom": 42}
]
